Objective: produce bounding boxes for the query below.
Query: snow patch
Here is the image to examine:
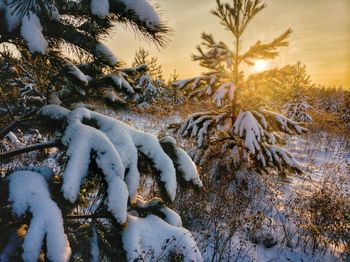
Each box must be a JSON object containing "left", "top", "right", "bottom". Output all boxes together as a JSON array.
[
  {"left": 21, "top": 12, "right": 48, "bottom": 54},
  {"left": 9, "top": 171, "right": 71, "bottom": 262},
  {"left": 90, "top": 0, "right": 110, "bottom": 19},
  {"left": 122, "top": 215, "right": 202, "bottom": 262},
  {"left": 95, "top": 43, "right": 118, "bottom": 66},
  {"left": 120, "top": 0, "right": 160, "bottom": 29}
]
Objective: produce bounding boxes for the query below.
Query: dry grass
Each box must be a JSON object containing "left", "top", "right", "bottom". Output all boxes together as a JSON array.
[{"left": 308, "top": 109, "right": 348, "bottom": 136}]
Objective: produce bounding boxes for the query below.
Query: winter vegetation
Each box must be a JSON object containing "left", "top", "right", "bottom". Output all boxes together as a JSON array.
[
  {"left": 172, "top": 0, "right": 307, "bottom": 174},
  {"left": 0, "top": 0, "right": 349, "bottom": 261}
]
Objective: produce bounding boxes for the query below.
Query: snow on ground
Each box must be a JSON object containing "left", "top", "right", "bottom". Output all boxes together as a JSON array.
[
  {"left": 2, "top": 107, "right": 349, "bottom": 261},
  {"left": 99, "top": 109, "right": 182, "bottom": 137},
  {"left": 100, "top": 109, "right": 349, "bottom": 262},
  {"left": 285, "top": 131, "right": 350, "bottom": 196}
]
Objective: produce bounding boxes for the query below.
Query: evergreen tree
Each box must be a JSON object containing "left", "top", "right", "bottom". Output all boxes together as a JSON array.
[
  {"left": 0, "top": 1, "right": 203, "bottom": 261},
  {"left": 167, "top": 69, "right": 184, "bottom": 104},
  {"left": 280, "top": 62, "right": 314, "bottom": 122},
  {"left": 173, "top": 0, "right": 307, "bottom": 174},
  {"left": 0, "top": 0, "right": 170, "bottom": 112},
  {"left": 132, "top": 47, "right": 164, "bottom": 83}
]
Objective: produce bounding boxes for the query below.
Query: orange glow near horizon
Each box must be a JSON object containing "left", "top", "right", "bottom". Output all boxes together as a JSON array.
[{"left": 106, "top": 0, "right": 350, "bottom": 88}]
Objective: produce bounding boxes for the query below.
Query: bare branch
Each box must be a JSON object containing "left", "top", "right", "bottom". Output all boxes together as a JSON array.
[
  {"left": 0, "top": 110, "right": 39, "bottom": 140},
  {"left": 0, "top": 139, "right": 61, "bottom": 161}
]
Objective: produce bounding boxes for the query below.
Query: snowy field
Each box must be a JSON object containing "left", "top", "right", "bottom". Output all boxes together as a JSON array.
[
  {"left": 104, "top": 109, "right": 350, "bottom": 262},
  {"left": 1, "top": 107, "right": 349, "bottom": 262}
]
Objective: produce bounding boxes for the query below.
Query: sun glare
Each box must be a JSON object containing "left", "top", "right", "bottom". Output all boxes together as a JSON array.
[{"left": 253, "top": 59, "right": 269, "bottom": 72}]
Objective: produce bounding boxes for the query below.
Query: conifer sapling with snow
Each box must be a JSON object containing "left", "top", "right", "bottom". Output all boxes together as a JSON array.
[
  {"left": 173, "top": 0, "right": 307, "bottom": 174},
  {"left": 130, "top": 48, "right": 166, "bottom": 108},
  {"left": 279, "top": 62, "right": 314, "bottom": 122}
]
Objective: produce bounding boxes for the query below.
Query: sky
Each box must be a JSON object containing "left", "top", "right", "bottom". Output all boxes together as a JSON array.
[{"left": 106, "top": 0, "right": 350, "bottom": 87}]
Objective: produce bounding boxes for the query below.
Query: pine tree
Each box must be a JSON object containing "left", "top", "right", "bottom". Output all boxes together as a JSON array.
[
  {"left": 167, "top": 69, "right": 184, "bottom": 104},
  {"left": 129, "top": 48, "right": 166, "bottom": 108},
  {"left": 0, "top": 1, "right": 203, "bottom": 261},
  {"left": 132, "top": 47, "right": 164, "bottom": 83},
  {"left": 280, "top": 62, "right": 314, "bottom": 122},
  {"left": 173, "top": 0, "right": 307, "bottom": 174},
  {"left": 0, "top": 0, "right": 170, "bottom": 112}
]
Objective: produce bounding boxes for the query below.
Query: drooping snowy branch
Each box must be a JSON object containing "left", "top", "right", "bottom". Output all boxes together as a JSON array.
[
  {"left": 283, "top": 101, "right": 313, "bottom": 122},
  {"left": 177, "top": 107, "right": 306, "bottom": 172},
  {"left": 95, "top": 43, "right": 118, "bottom": 66},
  {"left": 119, "top": 0, "right": 161, "bottom": 30},
  {"left": 38, "top": 105, "right": 202, "bottom": 207},
  {"left": 172, "top": 74, "right": 227, "bottom": 102},
  {"left": 160, "top": 136, "right": 203, "bottom": 187},
  {"left": 178, "top": 111, "right": 230, "bottom": 148},
  {"left": 259, "top": 108, "right": 307, "bottom": 134},
  {"left": 0, "top": 0, "right": 168, "bottom": 55},
  {"left": 8, "top": 170, "right": 71, "bottom": 262},
  {"left": 234, "top": 111, "right": 265, "bottom": 155}
]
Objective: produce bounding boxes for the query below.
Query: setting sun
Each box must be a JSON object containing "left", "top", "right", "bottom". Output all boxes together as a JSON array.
[{"left": 253, "top": 59, "right": 269, "bottom": 72}]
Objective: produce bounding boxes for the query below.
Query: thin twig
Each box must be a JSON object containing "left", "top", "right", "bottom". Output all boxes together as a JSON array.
[
  {"left": 0, "top": 109, "right": 39, "bottom": 140},
  {"left": 0, "top": 139, "right": 61, "bottom": 161},
  {"left": 64, "top": 214, "right": 113, "bottom": 220},
  {"left": 0, "top": 119, "right": 27, "bottom": 140}
]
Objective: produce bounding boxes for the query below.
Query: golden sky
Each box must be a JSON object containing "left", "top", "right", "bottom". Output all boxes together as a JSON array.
[{"left": 106, "top": 0, "right": 350, "bottom": 87}]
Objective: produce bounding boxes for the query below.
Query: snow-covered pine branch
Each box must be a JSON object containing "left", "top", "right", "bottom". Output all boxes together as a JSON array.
[
  {"left": 0, "top": 0, "right": 170, "bottom": 113},
  {"left": 38, "top": 105, "right": 203, "bottom": 204},
  {"left": 283, "top": 101, "right": 313, "bottom": 122},
  {"left": 1, "top": 105, "right": 203, "bottom": 261},
  {"left": 8, "top": 170, "right": 71, "bottom": 262},
  {"left": 0, "top": 0, "right": 168, "bottom": 55},
  {"left": 178, "top": 111, "right": 230, "bottom": 148},
  {"left": 172, "top": 74, "right": 230, "bottom": 103},
  {"left": 177, "top": 107, "right": 306, "bottom": 173}
]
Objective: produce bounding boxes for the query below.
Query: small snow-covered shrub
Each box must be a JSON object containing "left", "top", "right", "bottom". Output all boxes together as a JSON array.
[
  {"left": 134, "top": 74, "right": 164, "bottom": 107},
  {"left": 283, "top": 101, "right": 313, "bottom": 122}
]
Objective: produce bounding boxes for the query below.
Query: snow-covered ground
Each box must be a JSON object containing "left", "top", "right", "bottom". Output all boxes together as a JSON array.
[
  {"left": 103, "top": 109, "right": 350, "bottom": 262},
  {"left": 285, "top": 131, "right": 350, "bottom": 207},
  {"left": 2, "top": 108, "right": 348, "bottom": 261}
]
